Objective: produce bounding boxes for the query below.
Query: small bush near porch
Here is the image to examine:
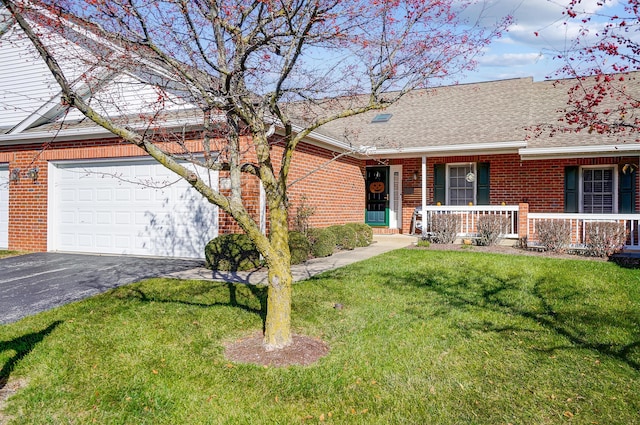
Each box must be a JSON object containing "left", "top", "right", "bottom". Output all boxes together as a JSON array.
[{"left": 0, "top": 250, "right": 638, "bottom": 424}]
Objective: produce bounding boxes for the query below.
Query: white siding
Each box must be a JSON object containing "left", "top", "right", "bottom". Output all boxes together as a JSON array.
[
  {"left": 63, "top": 73, "right": 193, "bottom": 122},
  {"left": 0, "top": 23, "right": 98, "bottom": 130},
  {"left": 0, "top": 26, "right": 60, "bottom": 129},
  {"left": 1, "top": 21, "right": 194, "bottom": 131},
  {"left": 49, "top": 159, "right": 218, "bottom": 258}
]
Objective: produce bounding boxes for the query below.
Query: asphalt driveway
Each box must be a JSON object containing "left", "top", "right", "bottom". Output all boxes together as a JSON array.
[{"left": 0, "top": 253, "right": 203, "bottom": 324}]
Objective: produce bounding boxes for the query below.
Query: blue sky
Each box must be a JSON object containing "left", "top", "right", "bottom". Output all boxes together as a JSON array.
[{"left": 461, "top": 0, "right": 627, "bottom": 83}]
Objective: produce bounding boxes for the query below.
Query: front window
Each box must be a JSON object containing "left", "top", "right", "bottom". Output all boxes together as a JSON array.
[
  {"left": 448, "top": 164, "right": 474, "bottom": 205},
  {"left": 583, "top": 168, "right": 614, "bottom": 213}
]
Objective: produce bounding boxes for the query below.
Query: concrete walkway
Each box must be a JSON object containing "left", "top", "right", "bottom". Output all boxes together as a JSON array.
[{"left": 164, "top": 234, "right": 417, "bottom": 284}]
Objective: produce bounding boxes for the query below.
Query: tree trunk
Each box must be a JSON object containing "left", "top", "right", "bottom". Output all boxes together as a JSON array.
[
  {"left": 263, "top": 261, "right": 293, "bottom": 350},
  {"left": 262, "top": 204, "right": 293, "bottom": 350}
]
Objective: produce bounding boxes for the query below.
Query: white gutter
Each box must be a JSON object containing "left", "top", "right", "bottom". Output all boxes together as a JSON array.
[
  {"left": 0, "top": 118, "right": 206, "bottom": 145},
  {"left": 288, "top": 123, "right": 359, "bottom": 153},
  {"left": 0, "top": 126, "right": 114, "bottom": 144},
  {"left": 287, "top": 124, "right": 528, "bottom": 158},
  {"left": 519, "top": 144, "right": 640, "bottom": 159},
  {"left": 370, "top": 140, "right": 527, "bottom": 157}
]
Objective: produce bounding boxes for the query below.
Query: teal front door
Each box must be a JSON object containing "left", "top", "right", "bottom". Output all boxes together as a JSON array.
[{"left": 365, "top": 167, "right": 389, "bottom": 226}]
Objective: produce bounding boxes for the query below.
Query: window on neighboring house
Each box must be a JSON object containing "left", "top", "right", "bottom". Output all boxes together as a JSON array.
[
  {"left": 434, "top": 162, "right": 490, "bottom": 206},
  {"left": 583, "top": 168, "right": 614, "bottom": 213}
]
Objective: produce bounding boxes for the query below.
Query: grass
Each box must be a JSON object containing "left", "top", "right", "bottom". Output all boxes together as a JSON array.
[
  {"left": 0, "top": 250, "right": 24, "bottom": 259},
  {"left": 0, "top": 249, "right": 639, "bottom": 424}
]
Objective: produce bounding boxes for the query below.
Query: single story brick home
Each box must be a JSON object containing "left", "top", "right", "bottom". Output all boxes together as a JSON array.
[{"left": 2, "top": 7, "right": 639, "bottom": 258}]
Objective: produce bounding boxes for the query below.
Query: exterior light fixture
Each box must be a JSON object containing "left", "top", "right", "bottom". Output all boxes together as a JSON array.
[
  {"left": 27, "top": 167, "right": 39, "bottom": 181},
  {"left": 9, "top": 168, "right": 20, "bottom": 182},
  {"left": 413, "top": 171, "right": 419, "bottom": 181}
]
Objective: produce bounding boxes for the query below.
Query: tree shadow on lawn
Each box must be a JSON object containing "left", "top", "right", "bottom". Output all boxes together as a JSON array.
[
  {"left": 381, "top": 267, "right": 640, "bottom": 372},
  {"left": 0, "top": 321, "right": 62, "bottom": 390},
  {"left": 115, "top": 280, "right": 268, "bottom": 331}
]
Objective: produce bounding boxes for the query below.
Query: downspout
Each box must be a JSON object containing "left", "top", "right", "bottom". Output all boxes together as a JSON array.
[{"left": 259, "top": 181, "right": 266, "bottom": 235}]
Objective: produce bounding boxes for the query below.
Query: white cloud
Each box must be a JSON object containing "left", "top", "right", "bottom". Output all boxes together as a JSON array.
[
  {"left": 478, "top": 52, "right": 544, "bottom": 66},
  {"left": 460, "top": 0, "right": 626, "bottom": 82}
]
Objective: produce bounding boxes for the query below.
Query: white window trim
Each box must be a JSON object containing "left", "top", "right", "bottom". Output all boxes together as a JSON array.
[
  {"left": 446, "top": 163, "right": 477, "bottom": 205},
  {"left": 579, "top": 165, "right": 618, "bottom": 213}
]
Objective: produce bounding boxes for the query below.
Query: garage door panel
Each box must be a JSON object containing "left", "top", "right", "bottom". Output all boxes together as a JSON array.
[
  {"left": 96, "top": 188, "right": 112, "bottom": 201},
  {"left": 51, "top": 159, "right": 218, "bottom": 258},
  {"left": 60, "top": 188, "right": 76, "bottom": 202},
  {"left": 78, "top": 189, "right": 93, "bottom": 201},
  {"left": 135, "top": 190, "right": 151, "bottom": 201},
  {"left": 77, "top": 234, "right": 94, "bottom": 248},
  {"left": 77, "top": 211, "right": 93, "bottom": 225},
  {"left": 0, "top": 166, "right": 8, "bottom": 249}
]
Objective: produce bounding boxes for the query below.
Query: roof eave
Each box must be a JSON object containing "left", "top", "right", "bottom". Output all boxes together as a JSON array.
[
  {"left": 367, "top": 141, "right": 527, "bottom": 159},
  {"left": 0, "top": 118, "right": 204, "bottom": 145},
  {"left": 519, "top": 144, "right": 640, "bottom": 160},
  {"left": 287, "top": 123, "right": 367, "bottom": 155}
]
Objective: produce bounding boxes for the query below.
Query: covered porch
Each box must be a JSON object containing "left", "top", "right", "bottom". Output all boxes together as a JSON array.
[{"left": 410, "top": 203, "right": 640, "bottom": 251}]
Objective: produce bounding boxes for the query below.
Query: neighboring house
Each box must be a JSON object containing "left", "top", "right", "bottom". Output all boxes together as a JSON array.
[{"left": 1, "top": 7, "right": 639, "bottom": 258}]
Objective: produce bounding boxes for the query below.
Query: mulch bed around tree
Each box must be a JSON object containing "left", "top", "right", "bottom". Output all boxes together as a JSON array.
[{"left": 225, "top": 333, "right": 329, "bottom": 367}]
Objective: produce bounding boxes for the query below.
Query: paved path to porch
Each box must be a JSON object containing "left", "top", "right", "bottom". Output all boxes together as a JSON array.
[{"left": 163, "top": 234, "right": 417, "bottom": 284}]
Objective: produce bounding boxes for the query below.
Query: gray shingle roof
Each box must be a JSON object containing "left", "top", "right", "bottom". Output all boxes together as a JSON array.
[
  {"left": 9, "top": 72, "right": 640, "bottom": 157},
  {"left": 314, "top": 77, "right": 534, "bottom": 150},
  {"left": 312, "top": 75, "right": 640, "bottom": 155}
]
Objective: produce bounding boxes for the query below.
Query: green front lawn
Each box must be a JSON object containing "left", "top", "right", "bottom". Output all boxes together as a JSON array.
[
  {"left": 1, "top": 250, "right": 638, "bottom": 424},
  {"left": 0, "top": 251, "right": 24, "bottom": 259}
]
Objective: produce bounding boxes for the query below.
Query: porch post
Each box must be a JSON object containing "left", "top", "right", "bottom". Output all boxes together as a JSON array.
[
  {"left": 421, "top": 155, "right": 427, "bottom": 236},
  {"left": 518, "top": 202, "right": 529, "bottom": 241}
]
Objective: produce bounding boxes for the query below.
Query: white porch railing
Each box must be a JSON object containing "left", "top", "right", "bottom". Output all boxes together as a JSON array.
[
  {"left": 412, "top": 205, "right": 519, "bottom": 238},
  {"left": 527, "top": 213, "right": 640, "bottom": 249}
]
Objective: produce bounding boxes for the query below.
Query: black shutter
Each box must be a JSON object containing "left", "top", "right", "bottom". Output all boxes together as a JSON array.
[
  {"left": 619, "top": 167, "right": 636, "bottom": 213},
  {"left": 477, "top": 162, "right": 490, "bottom": 205},
  {"left": 434, "top": 164, "right": 446, "bottom": 204},
  {"left": 564, "top": 166, "right": 579, "bottom": 213}
]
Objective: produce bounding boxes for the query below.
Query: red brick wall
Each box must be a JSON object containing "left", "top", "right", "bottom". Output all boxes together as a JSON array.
[
  {"left": 285, "top": 142, "right": 365, "bottom": 229},
  {"left": 1, "top": 136, "right": 365, "bottom": 252},
  {"left": 216, "top": 138, "right": 366, "bottom": 234}
]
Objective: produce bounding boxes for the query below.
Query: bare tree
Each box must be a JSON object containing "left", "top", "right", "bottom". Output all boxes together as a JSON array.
[{"left": 1, "top": 0, "right": 508, "bottom": 350}]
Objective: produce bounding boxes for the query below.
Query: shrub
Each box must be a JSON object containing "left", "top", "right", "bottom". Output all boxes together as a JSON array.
[
  {"left": 476, "top": 215, "right": 509, "bottom": 246},
  {"left": 327, "top": 225, "right": 357, "bottom": 250},
  {"left": 430, "top": 213, "right": 460, "bottom": 244},
  {"left": 288, "top": 231, "right": 311, "bottom": 264},
  {"left": 307, "top": 228, "right": 336, "bottom": 258},
  {"left": 416, "top": 238, "right": 430, "bottom": 248},
  {"left": 535, "top": 220, "right": 571, "bottom": 253},
  {"left": 205, "top": 234, "right": 261, "bottom": 271},
  {"left": 293, "top": 195, "right": 315, "bottom": 235},
  {"left": 344, "top": 223, "right": 373, "bottom": 247},
  {"left": 585, "top": 221, "right": 627, "bottom": 257}
]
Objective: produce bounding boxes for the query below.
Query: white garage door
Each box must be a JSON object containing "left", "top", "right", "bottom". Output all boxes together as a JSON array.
[
  {"left": 49, "top": 159, "right": 218, "bottom": 258},
  {"left": 0, "top": 166, "right": 8, "bottom": 249}
]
